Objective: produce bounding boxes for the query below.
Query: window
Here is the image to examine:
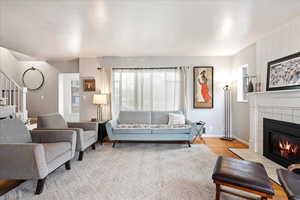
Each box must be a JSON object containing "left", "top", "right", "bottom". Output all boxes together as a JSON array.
[
  {"left": 112, "top": 68, "right": 182, "bottom": 117},
  {"left": 237, "top": 64, "right": 248, "bottom": 102},
  {"left": 71, "top": 80, "right": 80, "bottom": 113}
]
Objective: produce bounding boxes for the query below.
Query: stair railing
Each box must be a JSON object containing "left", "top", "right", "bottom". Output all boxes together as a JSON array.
[{"left": 0, "top": 69, "right": 27, "bottom": 121}]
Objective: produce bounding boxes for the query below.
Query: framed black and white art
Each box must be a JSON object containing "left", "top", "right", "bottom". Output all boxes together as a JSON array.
[{"left": 267, "top": 52, "right": 300, "bottom": 91}]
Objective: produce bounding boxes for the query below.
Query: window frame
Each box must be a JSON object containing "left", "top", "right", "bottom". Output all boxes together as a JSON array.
[{"left": 237, "top": 64, "right": 249, "bottom": 103}]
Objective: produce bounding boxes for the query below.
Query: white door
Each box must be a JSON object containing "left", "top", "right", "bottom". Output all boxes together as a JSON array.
[{"left": 58, "top": 73, "right": 80, "bottom": 122}]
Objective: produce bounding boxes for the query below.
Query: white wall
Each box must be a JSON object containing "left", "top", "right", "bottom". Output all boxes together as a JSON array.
[
  {"left": 0, "top": 47, "right": 80, "bottom": 117},
  {"left": 19, "top": 59, "right": 79, "bottom": 117},
  {"left": 0, "top": 47, "right": 23, "bottom": 85},
  {"left": 231, "top": 44, "right": 256, "bottom": 142},
  {"left": 80, "top": 56, "right": 232, "bottom": 137},
  {"left": 230, "top": 15, "right": 300, "bottom": 143},
  {"left": 256, "top": 15, "right": 300, "bottom": 92},
  {"left": 79, "top": 58, "right": 101, "bottom": 122}
]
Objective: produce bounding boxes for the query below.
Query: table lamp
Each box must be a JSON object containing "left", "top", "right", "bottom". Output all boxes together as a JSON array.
[{"left": 93, "top": 94, "right": 107, "bottom": 121}]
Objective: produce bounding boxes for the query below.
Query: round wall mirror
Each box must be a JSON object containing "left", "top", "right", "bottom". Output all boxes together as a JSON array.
[{"left": 22, "top": 67, "right": 45, "bottom": 91}]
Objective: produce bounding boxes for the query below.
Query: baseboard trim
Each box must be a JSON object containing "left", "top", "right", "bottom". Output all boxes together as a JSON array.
[
  {"left": 233, "top": 136, "right": 249, "bottom": 145},
  {"left": 202, "top": 134, "right": 223, "bottom": 138}
]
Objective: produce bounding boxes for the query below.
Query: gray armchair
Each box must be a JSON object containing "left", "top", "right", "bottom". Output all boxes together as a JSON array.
[
  {"left": 37, "top": 113, "right": 98, "bottom": 161},
  {"left": 0, "top": 119, "right": 76, "bottom": 194},
  {"left": 277, "top": 164, "right": 300, "bottom": 200}
]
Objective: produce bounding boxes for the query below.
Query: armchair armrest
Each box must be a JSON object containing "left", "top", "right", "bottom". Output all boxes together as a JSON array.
[
  {"left": 30, "top": 129, "right": 77, "bottom": 158},
  {"left": 35, "top": 127, "right": 85, "bottom": 152},
  {"left": 0, "top": 143, "right": 48, "bottom": 179},
  {"left": 288, "top": 164, "right": 300, "bottom": 171},
  {"left": 67, "top": 122, "right": 97, "bottom": 131}
]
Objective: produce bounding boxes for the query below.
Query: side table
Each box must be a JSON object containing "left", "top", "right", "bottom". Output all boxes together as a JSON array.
[{"left": 97, "top": 121, "right": 108, "bottom": 145}]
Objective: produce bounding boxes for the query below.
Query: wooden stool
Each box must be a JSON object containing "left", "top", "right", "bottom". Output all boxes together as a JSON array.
[{"left": 212, "top": 156, "right": 274, "bottom": 200}]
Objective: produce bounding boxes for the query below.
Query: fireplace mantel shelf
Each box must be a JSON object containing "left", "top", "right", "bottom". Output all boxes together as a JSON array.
[{"left": 247, "top": 89, "right": 300, "bottom": 96}]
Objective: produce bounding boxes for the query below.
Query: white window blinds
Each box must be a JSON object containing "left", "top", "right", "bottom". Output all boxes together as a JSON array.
[{"left": 112, "top": 68, "right": 182, "bottom": 117}]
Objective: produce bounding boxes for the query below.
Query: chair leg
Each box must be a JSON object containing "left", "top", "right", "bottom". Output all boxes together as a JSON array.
[
  {"left": 112, "top": 142, "right": 116, "bottom": 148},
  {"left": 65, "top": 160, "right": 71, "bottom": 170},
  {"left": 35, "top": 177, "right": 47, "bottom": 195},
  {"left": 215, "top": 184, "right": 221, "bottom": 200},
  {"left": 92, "top": 143, "right": 96, "bottom": 150},
  {"left": 78, "top": 151, "right": 84, "bottom": 161}
]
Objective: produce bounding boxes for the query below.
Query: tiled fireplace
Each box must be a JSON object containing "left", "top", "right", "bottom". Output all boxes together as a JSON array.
[
  {"left": 248, "top": 90, "right": 300, "bottom": 157},
  {"left": 263, "top": 118, "right": 300, "bottom": 167}
]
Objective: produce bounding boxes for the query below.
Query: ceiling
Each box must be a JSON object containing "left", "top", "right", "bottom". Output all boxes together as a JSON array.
[{"left": 1, "top": 0, "right": 300, "bottom": 60}]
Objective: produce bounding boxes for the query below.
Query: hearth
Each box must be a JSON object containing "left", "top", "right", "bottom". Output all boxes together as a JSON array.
[{"left": 263, "top": 118, "right": 300, "bottom": 168}]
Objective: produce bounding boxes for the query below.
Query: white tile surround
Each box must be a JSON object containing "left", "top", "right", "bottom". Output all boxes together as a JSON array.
[{"left": 248, "top": 89, "right": 300, "bottom": 154}]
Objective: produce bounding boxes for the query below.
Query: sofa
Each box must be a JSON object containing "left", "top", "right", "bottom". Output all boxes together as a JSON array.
[
  {"left": 37, "top": 113, "right": 98, "bottom": 161},
  {"left": 106, "top": 111, "right": 201, "bottom": 147},
  {"left": 0, "top": 119, "right": 77, "bottom": 194}
]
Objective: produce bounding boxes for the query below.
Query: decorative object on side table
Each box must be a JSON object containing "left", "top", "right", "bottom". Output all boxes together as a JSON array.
[
  {"left": 245, "top": 75, "right": 256, "bottom": 93},
  {"left": 93, "top": 94, "right": 108, "bottom": 121},
  {"left": 267, "top": 51, "right": 300, "bottom": 91},
  {"left": 193, "top": 66, "right": 214, "bottom": 108},
  {"left": 221, "top": 85, "right": 234, "bottom": 141}
]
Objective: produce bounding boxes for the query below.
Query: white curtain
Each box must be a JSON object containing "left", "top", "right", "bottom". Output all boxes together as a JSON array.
[
  {"left": 180, "top": 66, "right": 191, "bottom": 117},
  {"left": 112, "top": 68, "right": 182, "bottom": 119}
]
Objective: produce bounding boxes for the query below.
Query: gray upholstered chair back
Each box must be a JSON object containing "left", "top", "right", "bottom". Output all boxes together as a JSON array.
[
  {"left": 0, "top": 119, "right": 31, "bottom": 144},
  {"left": 37, "top": 113, "right": 68, "bottom": 129}
]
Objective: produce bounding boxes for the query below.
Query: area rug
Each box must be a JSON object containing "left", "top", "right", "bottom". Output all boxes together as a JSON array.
[{"left": 1, "top": 143, "right": 243, "bottom": 200}]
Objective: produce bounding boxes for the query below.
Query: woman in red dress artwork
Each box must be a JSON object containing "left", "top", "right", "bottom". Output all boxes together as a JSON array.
[{"left": 198, "top": 70, "right": 211, "bottom": 102}]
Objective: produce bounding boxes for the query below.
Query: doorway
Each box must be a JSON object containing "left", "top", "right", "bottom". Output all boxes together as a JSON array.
[{"left": 58, "top": 73, "right": 80, "bottom": 122}]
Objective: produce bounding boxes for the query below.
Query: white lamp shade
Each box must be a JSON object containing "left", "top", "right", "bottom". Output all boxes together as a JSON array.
[{"left": 93, "top": 94, "right": 107, "bottom": 105}]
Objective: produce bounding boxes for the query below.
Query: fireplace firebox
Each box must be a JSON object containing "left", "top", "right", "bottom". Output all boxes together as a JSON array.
[{"left": 263, "top": 118, "right": 300, "bottom": 168}]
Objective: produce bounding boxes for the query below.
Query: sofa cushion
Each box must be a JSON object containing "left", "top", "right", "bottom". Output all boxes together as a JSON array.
[
  {"left": 43, "top": 142, "right": 71, "bottom": 163},
  {"left": 168, "top": 113, "right": 185, "bottom": 125},
  {"left": 114, "top": 124, "right": 191, "bottom": 134},
  {"left": 151, "top": 124, "right": 191, "bottom": 134},
  {"left": 151, "top": 111, "right": 182, "bottom": 124},
  {"left": 113, "top": 128, "right": 152, "bottom": 134},
  {"left": 37, "top": 113, "right": 68, "bottom": 129},
  {"left": 119, "top": 111, "right": 151, "bottom": 124}
]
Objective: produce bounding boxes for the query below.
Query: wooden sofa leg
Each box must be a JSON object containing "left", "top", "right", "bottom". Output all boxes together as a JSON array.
[
  {"left": 35, "top": 177, "right": 47, "bottom": 195},
  {"left": 92, "top": 143, "right": 96, "bottom": 150},
  {"left": 78, "top": 151, "right": 84, "bottom": 161},
  {"left": 65, "top": 160, "right": 71, "bottom": 170},
  {"left": 112, "top": 142, "right": 116, "bottom": 148}
]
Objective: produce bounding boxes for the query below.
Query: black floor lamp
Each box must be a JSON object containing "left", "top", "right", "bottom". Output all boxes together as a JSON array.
[{"left": 221, "top": 85, "right": 234, "bottom": 141}]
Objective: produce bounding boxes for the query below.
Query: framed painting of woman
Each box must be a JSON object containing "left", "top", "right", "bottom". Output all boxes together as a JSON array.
[{"left": 193, "top": 66, "right": 214, "bottom": 108}]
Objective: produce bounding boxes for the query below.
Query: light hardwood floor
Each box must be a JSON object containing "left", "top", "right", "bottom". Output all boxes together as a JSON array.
[{"left": 0, "top": 137, "right": 288, "bottom": 199}]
